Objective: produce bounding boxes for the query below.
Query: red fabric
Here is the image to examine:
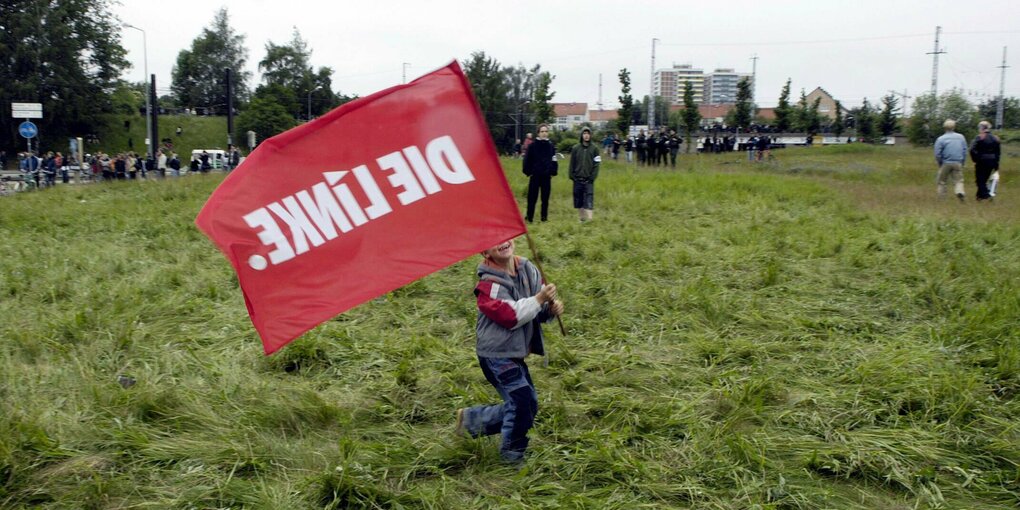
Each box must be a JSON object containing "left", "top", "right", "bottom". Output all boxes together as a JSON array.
[{"left": 195, "top": 61, "right": 525, "bottom": 354}]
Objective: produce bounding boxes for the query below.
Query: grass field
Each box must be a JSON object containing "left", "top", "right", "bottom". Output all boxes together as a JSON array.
[{"left": 1, "top": 143, "right": 1018, "bottom": 509}]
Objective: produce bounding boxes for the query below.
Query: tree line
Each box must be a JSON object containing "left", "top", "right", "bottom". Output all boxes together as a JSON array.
[{"left": 2, "top": 0, "right": 1017, "bottom": 156}]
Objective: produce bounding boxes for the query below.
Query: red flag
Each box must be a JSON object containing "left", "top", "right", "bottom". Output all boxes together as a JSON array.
[{"left": 195, "top": 61, "right": 525, "bottom": 354}]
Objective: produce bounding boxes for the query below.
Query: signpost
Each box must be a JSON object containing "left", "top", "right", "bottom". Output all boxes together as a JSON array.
[{"left": 12, "top": 102, "right": 43, "bottom": 153}]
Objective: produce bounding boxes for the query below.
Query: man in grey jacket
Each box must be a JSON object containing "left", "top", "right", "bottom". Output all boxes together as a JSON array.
[{"left": 934, "top": 119, "right": 968, "bottom": 201}]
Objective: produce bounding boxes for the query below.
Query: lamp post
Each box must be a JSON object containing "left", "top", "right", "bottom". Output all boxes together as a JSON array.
[
  {"left": 307, "top": 85, "right": 322, "bottom": 121},
  {"left": 124, "top": 23, "right": 151, "bottom": 160}
]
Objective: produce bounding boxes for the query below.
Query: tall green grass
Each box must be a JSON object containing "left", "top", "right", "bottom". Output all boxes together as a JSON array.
[{"left": 1, "top": 145, "right": 1018, "bottom": 508}]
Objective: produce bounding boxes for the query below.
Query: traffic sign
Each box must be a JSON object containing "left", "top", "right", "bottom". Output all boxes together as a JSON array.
[
  {"left": 12, "top": 102, "right": 43, "bottom": 119},
  {"left": 19, "top": 121, "right": 38, "bottom": 139}
]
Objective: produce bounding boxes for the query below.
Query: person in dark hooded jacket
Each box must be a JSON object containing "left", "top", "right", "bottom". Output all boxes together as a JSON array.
[
  {"left": 521, "top": 124, "right": 557, "bottom": 222},
  {"left": 569, "top": 126, "right": 601, "bottom": 222}
]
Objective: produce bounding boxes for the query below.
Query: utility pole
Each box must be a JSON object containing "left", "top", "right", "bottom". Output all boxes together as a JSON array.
[
  {"left": 750, "top": 54, "right": 759, "bottom": 103},
  {"left": 597, "top": 73, "right": 603, "bottom": 111},
  {"left": 996, "top": 46, "right": 1008, "bottom": 129},
  {"left": 403, "top": 62, "right": 411, "bottom": 84},
  {"left": 927, "top": 26, "right": 946, "bottom": 97},
  {"left": 649, "top": 38, "right": 659, "bottom": 130}
]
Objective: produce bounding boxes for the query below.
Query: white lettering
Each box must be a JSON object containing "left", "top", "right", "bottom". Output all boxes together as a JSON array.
[
  {"left": 243, "top": 207, "right": 295, "bottom": 265},
  {"left": 402, "top": 146, "right": 442, "bottom": 194},
  {"left": 296, "top": 183, "right": 353, "bottom": 240},
  {"left": 268, "top": 198, "right": 326, "bottom": 255},
  {"left": 331, "top": 182, "right": 369, "bottom": 226},
  {"left": 377, "top": 151, "right": 426, "bottom": 206},
  {"left": 352, "top": 164, "right": 392, "bottom": 219},
  {"left": 426, "top": 135, "right": 475, "bottom": 185}
]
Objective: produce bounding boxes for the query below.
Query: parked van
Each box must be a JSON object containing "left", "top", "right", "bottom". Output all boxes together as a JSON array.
[{"left": 190, "top": 149, "right": 226, "bottom": 170}]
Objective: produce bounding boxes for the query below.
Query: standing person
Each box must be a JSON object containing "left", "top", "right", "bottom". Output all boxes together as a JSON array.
[
  {"left": 969, "top": 120, "right": 1001, "bottom": 202},
  {"left": 229, "top": 146, "right": 241, "bottom": 171},
  {"left": 934, "top": 119, "right": 968, "bottom": 201},
  {"left": 513, "top": 139, "right": 522, "bottom": 159},
  {"left": 200, "top": 151, "right": 211, "bottom": 172},
  {"left": 624, "top": 136, "right": 634, "bottom": 163},
  {"left": 168, "top": 152, "right": 181, "bottom": 177},
  {"left": 667, "top": 129, "right": 681, "bottom": 168},
  {"left": 521, "top": 133, "right": 534, "bottom": 157},
  {"left": 611, "top": 134, "right": 621, "bottom": 160},
  {"left": 157, "top": 149, "right": 168, "bottom": 178},
  {"left": 569, "top": 126, "right": 601, "bottom": 222},
  {"left": 522, "top": 124, "right": 557, "bottom": 223},
  {"left": 455, "top": 238, "right": 564, "bottom": 464},
  {"left": 636, "top": 130, "right": 647, "bottom": 166},
  {"left": 756, "top": 134, "right": 771, "bottom": 162},
  {"left": 42, "top": 152, "right": 57, "bottom": 187}
]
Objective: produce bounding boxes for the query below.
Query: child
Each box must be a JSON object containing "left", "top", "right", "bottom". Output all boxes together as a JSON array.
[{"left": 456, "top": 238, "right": 563, "bottom": 463}]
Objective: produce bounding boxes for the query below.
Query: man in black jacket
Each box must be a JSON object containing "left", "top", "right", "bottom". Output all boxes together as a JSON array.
[
  {"left": 522, "top": 124, "right": 557, "bottom": 222},
  {"left": 970, "top": 121, "right": 1001, "bottom": 201}
]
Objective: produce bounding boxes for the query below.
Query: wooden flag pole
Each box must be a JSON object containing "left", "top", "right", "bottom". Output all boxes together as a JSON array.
[{"left": 524, "top": 230, "right": 567, "bottom": 336}]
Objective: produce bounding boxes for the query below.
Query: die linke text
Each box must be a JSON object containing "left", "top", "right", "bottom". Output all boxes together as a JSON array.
[{"left": 242, "top": 135, "right": 475, "bottom": 269}]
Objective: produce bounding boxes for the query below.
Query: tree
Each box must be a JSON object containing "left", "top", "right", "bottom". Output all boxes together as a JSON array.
[
  {"left": 853, "top": 98, "right": 880, "bottom": 143},
  {"left": 879, "top": 94, "right": 899, "bottom": 137},
  {"left": 977, "top": 97, "right": 1020, "bottom": 129},
  {"left": 258, "top": 28, "right": 342, "bottom": 120},
  {"left": 505, "top": 63, "right": 544, "bottom": 140},
  {"left": 171, "top": 8, "right": 251, "bottom": 114},
  {"left": 0, "top": 0, "right": 129, "bottom": 153},
  {"left": 462, "top": 52, "right": 512, "bottom": 150},
  {"left": 236, "top": 97, "right": 296, "bottom": 149},
  {"left": 531, "top": 71, "right": 556, "bottom": 126},
  {"left": 617, "top": 69, "right": 634, "bottom": 136},
  {"left": 680, "top": 81, "right": 701, "bottom": 153},
  {"left": 732, "top": 77, "right": 755, "bottom": 130},
  {"left": 833, "top": 100, "right": 845, "bottom": 137},
  {"left": 907, "top": 89, "right": 979, "bottom": 145},
  {"left": 807, "top": 97, "right": 822, "bottom": 134},
  {"left": 774, "top": 79, "right": 793, "bottom": 132}
]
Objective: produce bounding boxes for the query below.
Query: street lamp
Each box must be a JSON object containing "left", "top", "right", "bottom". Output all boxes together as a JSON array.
[
  {"left": 124, "top": 23, "right": 151, "bottom": 160},
  {"left": 307, "top": 85, "right": 322, "bottom": 121}
]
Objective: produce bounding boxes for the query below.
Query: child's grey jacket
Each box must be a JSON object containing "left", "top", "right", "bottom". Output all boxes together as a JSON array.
[{"left": 473, "top": 257, "right": 550, "bottom": 358}]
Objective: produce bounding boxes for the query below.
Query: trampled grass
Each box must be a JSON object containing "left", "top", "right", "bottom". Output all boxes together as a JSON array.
[{"left": 1, "top": 144, "right": 1018, "bottom": 509}]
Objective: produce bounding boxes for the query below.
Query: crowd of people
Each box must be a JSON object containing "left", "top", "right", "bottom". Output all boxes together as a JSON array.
[{"left": 5, "top": 146, "right": 243, "bottom": 191}]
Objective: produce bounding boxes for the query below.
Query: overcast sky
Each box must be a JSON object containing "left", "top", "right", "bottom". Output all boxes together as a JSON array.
[{"left": 114, "top": 0, "right": 1020, "bottom": 111}]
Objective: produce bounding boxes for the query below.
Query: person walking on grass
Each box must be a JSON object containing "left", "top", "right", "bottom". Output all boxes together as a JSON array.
[
  {"left": 455, "top": 238, "right": 564, "bottom": 464},
  {"left": 522, "top": 124, "right": 557, "bottom": 223},
  {"left": 934, "top": 119, "right": 968, "bottom": 202},
  {"left": 969, "top": 120, "right": 1001, "bottom": 202},
  {"left": 570, "top": 126, "right": 601, "bottom": 222}
]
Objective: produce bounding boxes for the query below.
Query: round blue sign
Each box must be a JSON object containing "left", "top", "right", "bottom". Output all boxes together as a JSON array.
[{"left": 19, "top": 121, "right": 38, "bottom": 139}]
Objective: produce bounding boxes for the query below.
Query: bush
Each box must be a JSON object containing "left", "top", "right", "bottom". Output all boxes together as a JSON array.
[{"left": 557, "top": 138, "right": 578, "bottom": 153}]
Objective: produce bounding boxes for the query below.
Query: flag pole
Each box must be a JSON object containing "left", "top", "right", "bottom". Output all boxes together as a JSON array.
[{"left": 524, "top": 230, "right": 567, "bottom": 336}]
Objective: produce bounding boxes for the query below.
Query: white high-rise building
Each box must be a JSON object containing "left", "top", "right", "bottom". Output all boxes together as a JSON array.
[
  {"left": 706, "top": 68, "right": 753, "bottom": 104},
  {"left": 653, "top": 64, "right": 704, "bottom": 105}
]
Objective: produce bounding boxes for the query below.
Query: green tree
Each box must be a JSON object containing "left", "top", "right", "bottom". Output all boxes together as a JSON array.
[
  {"left": 258, "top": 28, "right": 341, "bottom": 120},
  {"left": 977, "top": 96, "right": 1020, "bottom": 129},
  {"left": 907, "top": 90, "right": 979, "bottom": 145},
  {"left": 236, "top": 97, "right": 296, "bottom": 148},
  {"left": 462, "top": 52, "right": 512, "bottom": 150},
  {"left": 0, "top": 0, "right": 128, "bottom": 153},
  {"left": 879, "top": 94, "right": 899, "bottom": 137},
  {"left": 680, "top": 81, "right": 701, "bottom": 153},
  {"left": 833, "top": 100, "right": 845, "bottom": 137},
  {"left": 774, "top": 79, "right": 793, "bottom": 132},
  {"left": 505, "top": 63, "right": 543, "bottom": 140},
  {"left": 853, "top": 98, "right": 881, "bottom": 143},
  {"left": 732, "top": 77, "right": 754, "bottom": 130},
  {"left": 807, "top": 97, "right": 822, "bottom": 134},
  {"left": 792, "top": 89, "right": 810, "bottom": 132},
  {"left": 171, "top": 8, "right": 251, "bottom": 114},
  {"left": 617, "top": 69, "right": 634, "bottom": 136},
  {"left": 531, "top": 71, "right": 556, "bottom": 126}
]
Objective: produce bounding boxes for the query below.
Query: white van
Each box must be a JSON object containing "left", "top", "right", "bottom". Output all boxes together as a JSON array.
[{"left": 190, "top": 149, "right": 226, "bottom": 170}]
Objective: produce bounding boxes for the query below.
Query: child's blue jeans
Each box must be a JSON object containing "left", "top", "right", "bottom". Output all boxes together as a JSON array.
[{"left": 462, "top": 357, "right": 538, "bottom": 462}]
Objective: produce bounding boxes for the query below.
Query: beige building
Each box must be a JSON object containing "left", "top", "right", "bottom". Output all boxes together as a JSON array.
[
  {"left": 552, "top": 103, "right": 589, "bottom": 130},
  {"left": 653, "top": 64, "right": 705, "bottom": 105},
  {"left": 804, "top": 87, "right": 845, "bottom": 121}
]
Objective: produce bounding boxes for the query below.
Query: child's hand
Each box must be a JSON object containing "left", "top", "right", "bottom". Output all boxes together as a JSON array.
[
  {"left": 549, "top": 299, "right": 564, "bottom": 316},
  {"left": 537, "top": 284, "right": 557, "bottom": 304}
]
